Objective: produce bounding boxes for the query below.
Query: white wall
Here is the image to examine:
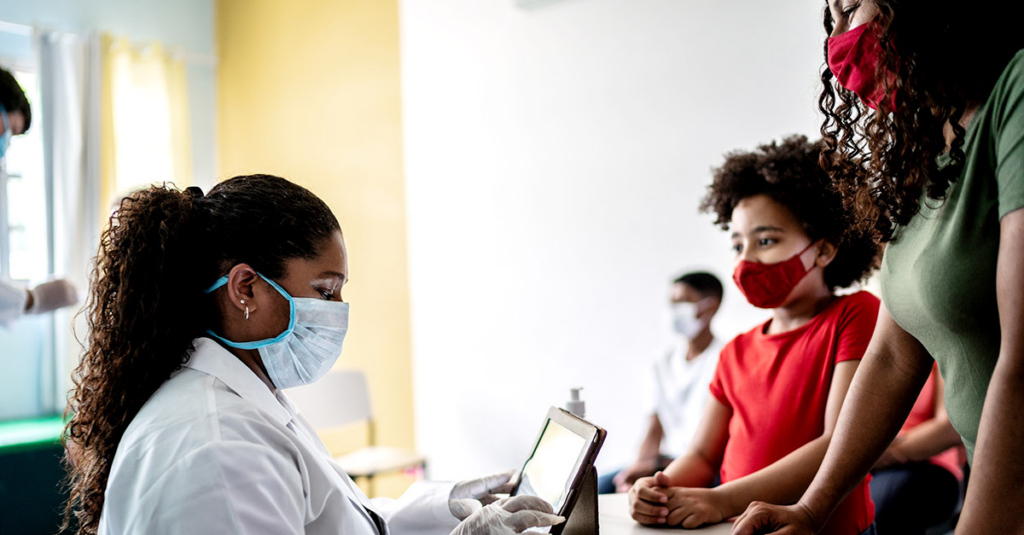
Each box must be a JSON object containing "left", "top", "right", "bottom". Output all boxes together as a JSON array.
[{"left": 401, "top": 0, "right": 827, "bottom": 479}]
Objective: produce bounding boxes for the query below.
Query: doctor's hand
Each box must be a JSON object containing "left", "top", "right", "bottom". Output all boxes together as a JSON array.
[
  {"left": 663, "top": 486, "right": 729, "bottom": 528},
  {"left": 628, "top": 471, "right": 671, "bottom": 525},
  {"left": 26, "top": 279, "right": 78, "bottom": 314},
  {"left": 729, "top": 501, "right": 819, "bottom": 535},
  {"left": 449, "top": 469, "right": 517, "bottom": 520},
  {"left": 451, "top": 495, "right": 564, "bottom": 535}
]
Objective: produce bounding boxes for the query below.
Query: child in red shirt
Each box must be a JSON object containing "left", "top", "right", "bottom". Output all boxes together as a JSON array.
[{"left": 629, "top": 136, "right": 881, "bottom": 535}]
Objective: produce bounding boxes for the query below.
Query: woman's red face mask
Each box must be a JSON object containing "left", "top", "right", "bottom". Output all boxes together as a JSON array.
[{"left": 827, "top": 18, "right": 895, "bottom": 111}]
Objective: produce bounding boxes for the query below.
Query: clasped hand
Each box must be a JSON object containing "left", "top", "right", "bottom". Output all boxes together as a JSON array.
[{"left": 628, "top": 472, "right": 728, "bottom": 528}]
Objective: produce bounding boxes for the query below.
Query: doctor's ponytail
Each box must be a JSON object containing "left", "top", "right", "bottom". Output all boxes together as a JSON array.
[
  {"left": 63, "top": 185, "right": 207, "bottom": 533},
  {"left": 64, "top": 176, "right": 340, "bottom": 534}
]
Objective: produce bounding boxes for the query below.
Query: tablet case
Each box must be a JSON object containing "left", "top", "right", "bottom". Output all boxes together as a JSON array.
[{"left": 558, "top": 466, "right": 598, "bottom": 535}]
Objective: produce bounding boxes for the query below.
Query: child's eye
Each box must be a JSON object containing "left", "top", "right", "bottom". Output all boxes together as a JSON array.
[
  {"left": 731, "top": 243, "right": 743, "bottom": 253},
  {"left": 842, "top": 3, "right": 860, "bottom": 18},
  {"left": 759, "top": 238, "right": 777, "bottom": 247}
]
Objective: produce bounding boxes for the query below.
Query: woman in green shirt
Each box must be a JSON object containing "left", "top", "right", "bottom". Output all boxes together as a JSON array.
[{"left": 732, "top": 1, "right": 1024, "bottom": 534}]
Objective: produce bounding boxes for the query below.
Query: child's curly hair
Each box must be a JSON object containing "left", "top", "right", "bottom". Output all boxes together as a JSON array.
[{"left": 700, "top": 135, "right": 880, "bottom": 290}]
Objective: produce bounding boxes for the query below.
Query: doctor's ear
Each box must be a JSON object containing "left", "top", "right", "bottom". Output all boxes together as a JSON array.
[{"left": 223, "top": 264, "right": 260, "bottom": 316}]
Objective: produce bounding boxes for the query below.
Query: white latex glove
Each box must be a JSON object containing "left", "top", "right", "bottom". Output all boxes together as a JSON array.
[
  {"left": 449, "top": 469, "right": 518, "bottom": 520},
  {"left": 450, "top": 495, "right": 564, "bottom": 535},
  {"left": 27, "top": 279, "right": 78, "bottom": 314}
]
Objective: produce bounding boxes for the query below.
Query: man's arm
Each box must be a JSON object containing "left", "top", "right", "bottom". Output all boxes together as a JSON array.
[
  {"left": 613, "top": 414, "right": 665, "bottom": 491},
  {"left": 661, "top": 397, "right": 731, "bottom": 488},
  {"left": 636, "top": 414, "right": 664, "bottom": 463}
]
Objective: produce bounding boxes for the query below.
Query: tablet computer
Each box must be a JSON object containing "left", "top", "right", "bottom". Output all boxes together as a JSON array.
[{"left": 511, "top": 406, "right": 606, "bottom": 533}]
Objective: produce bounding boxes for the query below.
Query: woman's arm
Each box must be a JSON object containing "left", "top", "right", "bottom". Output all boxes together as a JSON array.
[
  {"left": 875, "top": 371, "right": 962, "bottom": 468},
  {"left": 955, "top": 209, "right": 1024, "bottom": 534},
  {"left": 731, "top": 307, "right": 933, "bottom": 534},
  {"left": 797, "top": 307, "right": 933, "bottom": 525}
]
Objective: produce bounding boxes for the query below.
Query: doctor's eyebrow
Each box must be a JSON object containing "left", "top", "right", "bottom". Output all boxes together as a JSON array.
[{"left": 317, "top": 271, "right": 348, "bottom": 283}]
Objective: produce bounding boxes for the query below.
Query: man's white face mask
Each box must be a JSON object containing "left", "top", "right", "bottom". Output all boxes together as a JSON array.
[{"left": 669, "top": 300, "right": 710, "bottom": 339}]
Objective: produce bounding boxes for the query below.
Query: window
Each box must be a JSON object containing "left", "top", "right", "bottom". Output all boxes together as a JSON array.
[{"left": 0, "top": 62, "right": 62, "bottom": 421}]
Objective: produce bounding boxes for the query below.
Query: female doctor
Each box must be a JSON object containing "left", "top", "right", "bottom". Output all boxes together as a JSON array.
[{"left": 63, "top": 175, "right": 563, "bottom": 535}]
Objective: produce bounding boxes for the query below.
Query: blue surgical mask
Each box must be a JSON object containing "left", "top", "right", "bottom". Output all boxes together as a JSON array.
[
  {"left": 205, "top": 272, "right": 349, "bottom": 389},
  {"left": 0, "top": 105, "right": 11, "bottom": 161}
]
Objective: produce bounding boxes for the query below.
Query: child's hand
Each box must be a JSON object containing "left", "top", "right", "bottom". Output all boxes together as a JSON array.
[
  {"left": 627, "top": 471, "right": 671, "bottom": 525},
  {"left": 662, "top": 486, "right": 729, "bottom": 528}
]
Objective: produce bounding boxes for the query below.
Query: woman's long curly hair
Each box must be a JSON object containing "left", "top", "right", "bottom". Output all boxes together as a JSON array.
[
  {"left": 701, "top": 135, "right": 880, "bottom": 290},
  {"left": 819, "top": 0, "right": 1024, "bottom": 242},
  {"left": 63, "top": 174, "right": 340, "bottom": 534}
]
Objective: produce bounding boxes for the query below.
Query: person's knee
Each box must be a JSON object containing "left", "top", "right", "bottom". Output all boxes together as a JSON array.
[{"left": 597, "top": 469, "right": 620, "bottom": 494}]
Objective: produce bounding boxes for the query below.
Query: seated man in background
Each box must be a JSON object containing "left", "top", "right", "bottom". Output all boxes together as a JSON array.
[{"left": 598, "top": 271, "right": 724, "bottom": 494}]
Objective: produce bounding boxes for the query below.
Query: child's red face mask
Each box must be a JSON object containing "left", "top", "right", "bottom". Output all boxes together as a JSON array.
[{"left": 733, "top": 241, "right": 818, "bottom": 309}]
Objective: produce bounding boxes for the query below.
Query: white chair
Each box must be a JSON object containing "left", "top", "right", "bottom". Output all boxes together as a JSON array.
[{"left": 285, "top": 370, "right": 426, "bottom": 496}]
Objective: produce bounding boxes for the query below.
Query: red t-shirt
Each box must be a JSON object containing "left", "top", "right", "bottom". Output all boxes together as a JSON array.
[{"left": 709, "top": 291, "right": 878, "bottom": 535}]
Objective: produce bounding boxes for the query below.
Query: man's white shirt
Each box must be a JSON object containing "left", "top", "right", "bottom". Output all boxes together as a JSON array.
[{"left": 645, "top": 336, "right": 724, "bottom": 458}]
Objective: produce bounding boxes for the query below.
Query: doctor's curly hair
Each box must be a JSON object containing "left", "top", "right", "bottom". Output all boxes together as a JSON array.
[
  {"left": 63, "top": 175, "right": 340, "bottom": 534},
  {"left": 700, "top": 135, "right": 880, "bottom": 291},
  {"left": 818, "top": 0, "right": 1024, "bottom": 242}
]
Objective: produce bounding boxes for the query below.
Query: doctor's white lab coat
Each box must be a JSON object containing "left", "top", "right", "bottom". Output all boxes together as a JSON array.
[
  {"left": 98, "top": 337, "right": 460, "bottom": 535},
  {"left": 0, "top": 279, "right": 28, "bottom": 327}
]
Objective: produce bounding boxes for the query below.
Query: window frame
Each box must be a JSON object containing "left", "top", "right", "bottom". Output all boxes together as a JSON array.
[{"left": 0, "top": 57, "right": 63, "bottom": 421}]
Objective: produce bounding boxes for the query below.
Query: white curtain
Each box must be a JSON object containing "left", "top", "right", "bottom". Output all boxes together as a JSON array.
[{"left": 35, "top": 29, "right": 100, "bottom": 412}]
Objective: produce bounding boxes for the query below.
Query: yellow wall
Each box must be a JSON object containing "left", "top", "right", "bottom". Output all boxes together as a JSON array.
[{"left": 217, "top": 0, "right": 415, "bottom": 497}]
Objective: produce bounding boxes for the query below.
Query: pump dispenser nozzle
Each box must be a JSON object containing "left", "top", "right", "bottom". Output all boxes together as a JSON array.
[{"left": 567, "top": 387, "right": 585, "bottom": 418}]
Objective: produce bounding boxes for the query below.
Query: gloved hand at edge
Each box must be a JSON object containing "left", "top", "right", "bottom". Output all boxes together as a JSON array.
[
  {"left": 450, "top": 495, "right": 564, "bottom": 535},
  {"left": 449, "top": 469, "right": 518, "bottom": 520}
]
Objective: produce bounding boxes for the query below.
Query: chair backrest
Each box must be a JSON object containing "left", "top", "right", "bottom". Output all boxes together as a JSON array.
[{"left": 284, "top": 370, "right": 373, "bottom": 430}]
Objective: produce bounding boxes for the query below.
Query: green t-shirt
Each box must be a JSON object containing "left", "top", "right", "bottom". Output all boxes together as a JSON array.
[{"left": 880, "top": 49, "right": 1024, "bottom": 464}]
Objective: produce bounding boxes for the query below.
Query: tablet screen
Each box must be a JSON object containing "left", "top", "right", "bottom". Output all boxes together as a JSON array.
[{"left": 514, "top": 419, "right": 588, "bottom": 513}]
